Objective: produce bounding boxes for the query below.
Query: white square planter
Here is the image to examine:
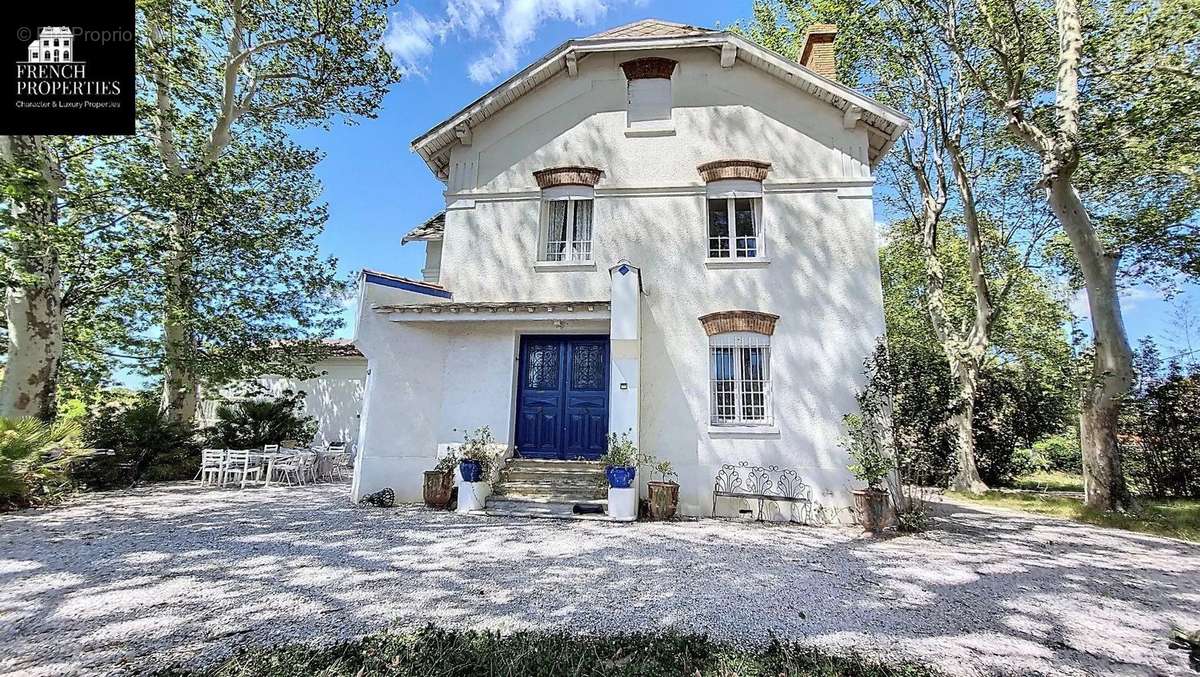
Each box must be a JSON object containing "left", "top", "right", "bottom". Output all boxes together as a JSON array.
[
  {"left": 607, "top": 487, "right": 637, "bottom": 521},
  {"left": 457, "top": 481, "right": 490, "bottom": 513}
]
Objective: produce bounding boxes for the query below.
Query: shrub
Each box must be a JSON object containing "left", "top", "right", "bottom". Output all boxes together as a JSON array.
[
  {"left": 1031, "top": 432, "right": 1081, "bottom": 474},
  {"left": 0, "top": 417, "right": 91, "bottom": 510},
  {"left": 1122, "top": 367, "right": 1200, "bottom": 497},
  {"left": 203, "top": 390, "right": 317, "bottom": 449},
  {"left": 81, "top": 396, "right": 201, "bottom": 488},
  {"left": 456, "top": 426, "right": 497, "bottom": 476}
]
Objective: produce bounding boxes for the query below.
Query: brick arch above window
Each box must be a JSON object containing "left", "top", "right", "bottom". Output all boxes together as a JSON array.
[
  {"left": 619, "top": 57, "right": 678, "bottom": 81},
  {"left": 533, "top": 166, "right": 603, "bottom": 189},
  {"left": 699, "top": 310, "right": 779, "bottom": 336},
  {"left": 697, "top": 159, "right": 771, "bottom": 183}
]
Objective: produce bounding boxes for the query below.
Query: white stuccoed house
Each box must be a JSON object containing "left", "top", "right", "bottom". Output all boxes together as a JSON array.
[{"left": 351, "top": 19, "right": 908, "bottom": 520}]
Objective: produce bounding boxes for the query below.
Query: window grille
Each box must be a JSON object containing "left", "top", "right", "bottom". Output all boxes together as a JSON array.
[
  {"left": 541, "top": 197, "right": 593, "bottom": 262},
  {"left": 709, "top": 332, "right": 772, "bottom": 426}
]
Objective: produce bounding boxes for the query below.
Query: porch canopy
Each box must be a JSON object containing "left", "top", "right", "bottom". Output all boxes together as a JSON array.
[{"left": 373, "top": 300, "right": 611, "bottom": 323}]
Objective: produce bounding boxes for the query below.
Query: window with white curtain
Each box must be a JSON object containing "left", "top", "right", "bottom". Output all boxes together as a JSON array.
[
  {"left": 709, "top": 331, "right": 773, "bottom": 426},
  {"left": 540, "top": 185, "right": 594, "bottom": 262},
  {"left": 706, "top": 179, "right": 763, "bottom": 259}
]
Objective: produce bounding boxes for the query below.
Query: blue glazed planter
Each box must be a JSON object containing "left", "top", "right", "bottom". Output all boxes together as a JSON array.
[
  {"left": 459, "top": 459, "right": 483, "bottom": 483},
  {"left": 606, "top": 465, "right": 636, "bottom": 489}
]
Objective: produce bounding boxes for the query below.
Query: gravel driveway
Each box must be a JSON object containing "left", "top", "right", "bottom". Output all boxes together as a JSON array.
[{"left": 2, "top": 483, "right": 1198, "bottom": 676}]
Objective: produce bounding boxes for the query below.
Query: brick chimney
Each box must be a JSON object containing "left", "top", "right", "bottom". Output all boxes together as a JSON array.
[{"left": 799, "top": 24, "right": 838, "bottom": 81}]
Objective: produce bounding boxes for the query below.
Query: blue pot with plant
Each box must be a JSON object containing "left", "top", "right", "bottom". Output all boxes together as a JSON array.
[
  {"left": 600, "top": 431, "right": 644, "bottom": 489},
  {"left": 457, "top": 426, "right": 494, "bottom": 483},
  {"left": 459, "top": 459, "right": 483, "bottom": 482},
  {"left": 605, "top": 465, "right": 636, "bottom": 488}
]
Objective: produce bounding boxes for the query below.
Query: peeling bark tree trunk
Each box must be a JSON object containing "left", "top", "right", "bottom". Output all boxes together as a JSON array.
[
  {"left": 159, "top": 216, "right": 199, "bottom": 425},
  {"left": 948, "top": 366, "right": 987, "bottom": 493},
  {"left": 0, "top": 135, "right": 65, "bottom": 421},
  {"left": 1047, "top": 179, "right": 1133, "bottom": 510}
]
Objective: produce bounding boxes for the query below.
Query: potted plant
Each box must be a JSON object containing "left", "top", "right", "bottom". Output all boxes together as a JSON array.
[
  {"left": 646, "top": 458, "right": 679, "bottom": 520},
  {"left": 842, "top": 413, "right": 896, "bottom": 532},
  {"left": 457, "top": 426, "right": 494, "bottom": 483},
  {"left": 599, "top": 431, "right": 642, "bottom": 488},
  {"left": 423, "top": 455, "right": 456, "bottom": 509}
]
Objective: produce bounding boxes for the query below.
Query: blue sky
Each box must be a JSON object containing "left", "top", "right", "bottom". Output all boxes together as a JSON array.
[{"left": 293, "top": 0, "right": 1195, "bottom": 357}]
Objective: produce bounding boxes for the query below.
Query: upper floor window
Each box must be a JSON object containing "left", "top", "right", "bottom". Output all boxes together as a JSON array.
[
  {"left": 533, "top": 166, "right": 601, "bottom": 264},
  {"left": 620, "top": 58, "right": 677, "bottom": 131},
  {"left": 706, "top": 180, "right": 762, "bottom": 259},
  {"left": 540, "top": 185, "right": 593, "bottom": 262},
  {"left": 698, "top": 161, "right": 771, "bottom": 261}
]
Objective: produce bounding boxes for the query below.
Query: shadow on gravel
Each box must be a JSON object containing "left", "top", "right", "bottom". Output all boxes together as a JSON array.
[{"left": 1, "top": 483, "right": 1198, "bottom": 676}]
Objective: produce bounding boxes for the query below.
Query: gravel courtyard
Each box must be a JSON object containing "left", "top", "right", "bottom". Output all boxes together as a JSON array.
[{"left": 2, "top": 483, "right": 1198, "bottom": 677}]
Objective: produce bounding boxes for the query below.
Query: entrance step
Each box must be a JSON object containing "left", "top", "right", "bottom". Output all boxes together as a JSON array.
[
  {"left": 484, "top": 497, "right": 610, "bottom": 521},
  {"left": 487, "top": 458, "right": 610, "bottom": 520}
]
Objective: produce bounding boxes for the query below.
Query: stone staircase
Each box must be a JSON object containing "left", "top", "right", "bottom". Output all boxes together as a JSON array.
[{"left": 484, "top": 458, "right": 608, "bottom": 519}]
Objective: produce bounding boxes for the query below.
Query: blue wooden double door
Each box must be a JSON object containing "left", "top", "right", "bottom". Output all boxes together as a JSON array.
[{"left": 515, "top": 335, "right": 610, "bottom": 460}]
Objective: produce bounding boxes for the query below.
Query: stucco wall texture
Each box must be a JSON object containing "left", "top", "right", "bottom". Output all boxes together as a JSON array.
[{"left": 352, "top": 45, "right": 885, "bottom": 519}]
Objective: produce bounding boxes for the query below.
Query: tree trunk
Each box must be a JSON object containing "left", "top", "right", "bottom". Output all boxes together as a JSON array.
[
  {"left": 159, "top": 216, "right": 199, "bottom": 426},
  {"left": 1, "top": 262, "right": 63, "bottom": 421},
  {"left": 1047, "top": 179, "right": 1133, "bottom": 511},
  {"left": 949, "top": 367, "right": 988, "bottom": 493},
  {"left": 0, "top": 136, "right": 65, "bottom": 421}
]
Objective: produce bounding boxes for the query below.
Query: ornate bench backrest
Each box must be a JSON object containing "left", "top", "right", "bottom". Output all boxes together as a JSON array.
[{"left": 713, "top": 462, "right": 811, "bottom": 501}]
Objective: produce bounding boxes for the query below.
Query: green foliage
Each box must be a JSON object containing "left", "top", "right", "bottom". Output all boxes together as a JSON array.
[
  {"left": 1030, "top": 432, "right": 1083, "bottom": 474},
  {"left": 842, "top": 413, "right": 895, "bottom": 489},
  {"left": 0, "top": 417, "right": 90, "bottom": 509},
  {"left": 203, "top": 391, "right": 316, "bottom": 450},
  {"left": 80, "top": 395, "right": 200, "bottom": 488},
  {"left": 878, "top": 222, "right": 1077, "bottom": 487},
  {"left": 599, "top": 431, "right": 647, "bottom": 468},
  {"left": 456, "top": 426, "right": 497, "bottom": 476},
  {"left": 169, "top": 625, "right": 940, "bottom": 677},
  {"left": 1121, "top": 340, "right": 1200, "bottom": 497},
  {"left": 652, "top": 459, "right": 678, "bottom": 484}
]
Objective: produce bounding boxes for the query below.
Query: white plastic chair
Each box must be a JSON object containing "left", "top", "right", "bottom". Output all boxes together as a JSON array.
[
  {"left": 223, "top": 450, "right": 263, "bottom": 489},
  {"left": 263, "top": 444, "right": 280, "bottom": 453},
  {"left": 298, "top": 451, "right": 318, "bottom": 484},
  {"left": 269, "top": 453, "right": 303, "bottom": 486},
  {"left": 197, "top": 449, "right": 226, "bottom": 485}
]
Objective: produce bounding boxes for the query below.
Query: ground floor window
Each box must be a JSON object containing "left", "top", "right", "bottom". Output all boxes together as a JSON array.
[{"left": 709, "top": 331, "right": 772, "bottom": 425}]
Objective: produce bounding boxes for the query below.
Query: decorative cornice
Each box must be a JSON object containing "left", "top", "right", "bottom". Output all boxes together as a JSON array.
[
  {"left": 699, "top": 310, "right": 779, "bottom": 336},
  {"left": 533, "top": 166, "right": 603, "bottom": 189},
  {"left": 697, "top": 159, "right": 772, "bottom": 183},
  {"left": 619, "top": 57, "right": 678, "bottom": 80}
]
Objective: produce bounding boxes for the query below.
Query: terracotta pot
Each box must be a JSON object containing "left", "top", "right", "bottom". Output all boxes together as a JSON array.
[
  {"left": 647, "top": 481, "right": 679, "bottom": 520},
  {"left": 852, "top": 487, "right": 896, "bottom": 532},
  {"left": 423, "top": 470, "right": 454, "bottom": 509}
]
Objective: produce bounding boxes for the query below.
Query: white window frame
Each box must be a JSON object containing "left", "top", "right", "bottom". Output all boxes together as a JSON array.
[
  {"left": 706, "top": 180, "right": 764, "bottom": 259},
  {"left": 709, "top": 331, "right": 773, "bottom": 426},
  {"left": 539, "top": 185, "right": 594, "bottom": 263}
]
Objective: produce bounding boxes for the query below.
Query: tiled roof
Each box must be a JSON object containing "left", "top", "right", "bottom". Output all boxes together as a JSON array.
[
  {"left": 402, "top": 211, "right": 445, "bottom": 244},
  {"left": 323, "top": 340, "right": 364, "bottom": 358},
  {"left": 588, "top": 19, "right": 715, "bottom": 39}
]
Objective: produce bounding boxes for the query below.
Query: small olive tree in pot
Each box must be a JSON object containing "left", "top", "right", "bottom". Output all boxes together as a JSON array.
[
  {"left": 423, "top": 455, "right": 457, "bottom": 509},
  {"left": 843, "top": 412, "right": 897, "bottom": 532},
  {"left": 646, "top": 459, "right": 679, "bottom": 520}
]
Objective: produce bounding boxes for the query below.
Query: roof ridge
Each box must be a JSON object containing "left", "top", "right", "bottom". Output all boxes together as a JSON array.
[{"left": 587, "top": 18, "right": 715, "bottom": 40}]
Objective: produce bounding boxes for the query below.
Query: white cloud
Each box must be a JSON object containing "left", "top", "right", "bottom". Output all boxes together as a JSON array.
[
  {"left": 386, "top": 0, "right": 619, "bottom": 84},
  {"left": 383, "top": 8, "right": 442, "bottom": 77}
]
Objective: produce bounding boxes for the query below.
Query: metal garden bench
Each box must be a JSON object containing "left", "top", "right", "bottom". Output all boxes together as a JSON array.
[{"left": 712, "top": 461, "right": 813, "bottom": 522}]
